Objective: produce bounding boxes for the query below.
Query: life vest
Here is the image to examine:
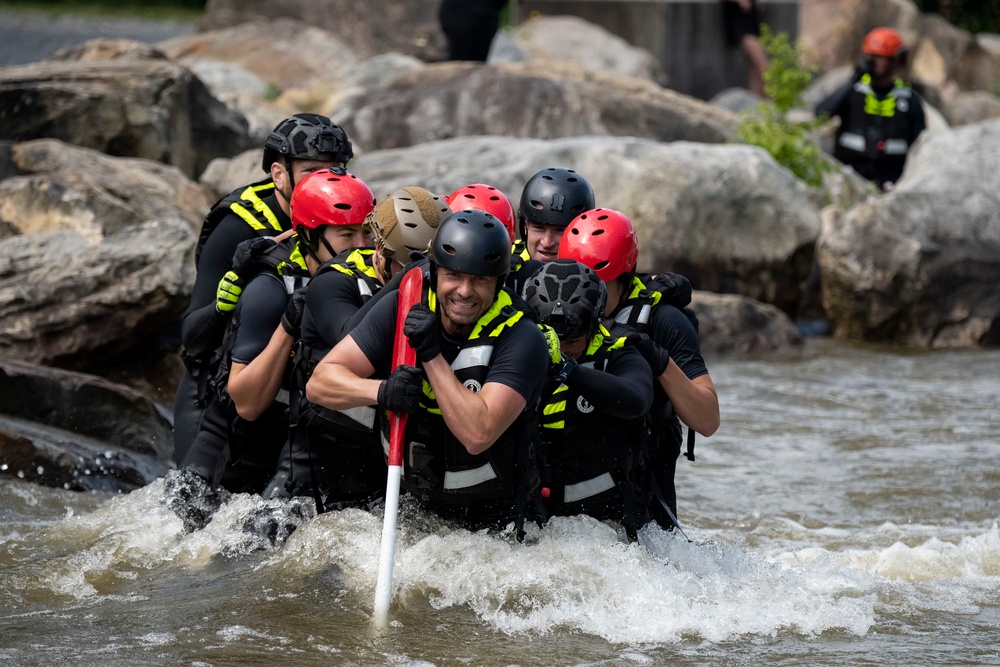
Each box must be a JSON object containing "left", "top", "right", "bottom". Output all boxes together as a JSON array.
[
  {"left": 537, "top": 324, "right": 648, "bottom": 533},
  {"left": 509, "top": 239, "right": 531, "bottom": 275},
  {"left": 385, "top": 284, "right": 538, "bottom": 513},
  {"left": 611, "top": 272, "right": 698, "bottom": 462},
  {"left": 834, "top": 75, "right": 917, "bottom": 183},
  {"left": 195, "top": 178, "right": 287, "bottom": 267},
  {"left": 213, "top": 235, "right": 310, "bottom": 406},
  {"left": 292, "top": 247, "right": 382, "bottom": 437}
]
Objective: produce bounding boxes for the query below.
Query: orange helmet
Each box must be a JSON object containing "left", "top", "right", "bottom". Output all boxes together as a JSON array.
[
  {"left": 862, "top": 28, "right": 905, "bottom": 58},
  {"left": 445, "top": 184, "right": 516, "bottom": 242}
]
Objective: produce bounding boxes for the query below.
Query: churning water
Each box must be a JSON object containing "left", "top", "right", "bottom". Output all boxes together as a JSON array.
[{"left": 1, "top": 339, "right": 998, "bottom": 666}]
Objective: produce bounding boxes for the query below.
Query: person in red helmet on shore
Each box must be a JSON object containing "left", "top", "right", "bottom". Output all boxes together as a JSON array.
[
  {"left": 815, "top": 27, "right": 926, "bottom": 190},
  {"left": 559, "top": 208, "right": 719, "bottom": 533}
]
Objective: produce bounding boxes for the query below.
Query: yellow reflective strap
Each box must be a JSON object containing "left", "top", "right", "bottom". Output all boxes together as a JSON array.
[
  {"left": 229, "top": 202, "right": 268, "bottom": 231},
  {"left": 240, "top": 182, "right": 283, "bottom": 232},
  {"left": 543, "top": 400, "right": 566, "bottom": 416}
]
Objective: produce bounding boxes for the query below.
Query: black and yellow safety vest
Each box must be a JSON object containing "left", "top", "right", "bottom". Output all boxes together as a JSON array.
[
  {"left": 390, "top": 285, "right": 536, "bottom": 507},
  {"left": 195, "top": 179, "right": 287, "bottom": 267},
  {"left": 214, "top": 235, "right": 310, "bottom": 405},
  {"left": 834, "top": 74, "right": 918, "bottom": 182},
  {"left": 611, "top": 273, "right": 698, "bottom": 462},
  {"left": 538, "top": 325, "right": 646, "bottom": 524},
  {"left": 293, "top": 247, "right": 383, "bottom": 436}
]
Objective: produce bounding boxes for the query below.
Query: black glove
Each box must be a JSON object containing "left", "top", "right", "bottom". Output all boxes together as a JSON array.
[
  {"left": 404, "top": 303, "right": 441, "bottom": 363},
  {"left": 280, "top": 285, "right": 309, "bottom": 338},
  {"left": 548, "top": 353, "right": 577, "bottom": 383},
  {"left": 377, "top": 364, "right": 423, "bottom": 414},
  {"left": 635, "top": 334, "right": 670, "bottom": 376},
  {"left": 231, "top": 237, "right": 276, "bottom": 278}
]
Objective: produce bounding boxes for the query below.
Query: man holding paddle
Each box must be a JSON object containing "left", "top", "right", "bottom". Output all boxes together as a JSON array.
[{"left": 306, "top": 209, "right": 549, "bottom": 532}]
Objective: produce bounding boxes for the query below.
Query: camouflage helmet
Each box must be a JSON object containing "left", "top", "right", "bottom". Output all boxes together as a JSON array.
[
  {"left": 261, "top": 113, "right": 353, "bottom": 173},
  {"left": 366, "top": 187, "right": 451, "bottom": 262}
]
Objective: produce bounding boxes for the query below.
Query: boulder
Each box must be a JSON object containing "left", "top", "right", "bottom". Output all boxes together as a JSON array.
[
  {"left": 351, "top": 134, "right": 820, "bottom": 315},
  {"left": 818, "top": 119, "right": 1000, "bottom": 348},
  {"left": 199, "top": 148, "right": 263, "bottom": 200},
  {"left": 0, "top": 50, "right": 251, "bottom": 178},
  {"left": 691, "top": 291, "right": 805, "bottom": 357},
  {"left": 157, "top": 18, "right": 356, "bottom": 92},
  {"left": 0, "top": 139, "right": 212, "bottom": 241},
  {"left": 798, "top": 0, "right": 921, "bottom": 74},
  {"left": 278, "top": 52, "right": 423, "bottom": 120},
  {"left": 199, "top": 0, "right": 443, "bottom": 61},
  {"left": 330, "top": 61, "right": 739, "bottom": 152},
  {"left": 944, "top": 91, "right": 1000, "bottom": 126},
  {"left": 0, "top": 359, "right": 172, "bottom": 493},
  {"left": 496, "top": 15, "right": 666, "bottom": 85},
  {"left": 0, "top": 217, "right": 195, "bottom": 369}
]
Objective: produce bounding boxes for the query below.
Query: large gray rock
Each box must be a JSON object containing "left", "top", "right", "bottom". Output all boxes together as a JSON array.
[
  {"left": 0, "top": 217, "right": 195, "bottom": 368},
  {"left": 496, "top": 15, "right": 666, "bottom": 85},
  {"left": 692, "top": 291, "right": 805, "bottom": 357},
  {"left": 819, "top": 119, "right": 1000, "bottom": 348},
  {"left": 799, "top": 0, "right": 921, "bottom": 74},
  {"left": 0, "top": 50, "right": 251, "bottom": 178},
  {"left": 199, "top": 0, "right": 443, "bottom": 61},
  {"left": 158, "top": 18, "right": 356, "bottom": 91},
  {"left": 0, "top": 359, "right": 172, "bottom": 493},
  {"left": 331, "top": 61, "right": 739, "bottom": 152},
  {"left": 944, "top": 91, "right": 1000, "bottom": 127},
  {"left": 0, "top": 139, "right": 212, "bottom": 240},
  {"left": 352, "top": 135, "right": 820, "bottom": 314}
]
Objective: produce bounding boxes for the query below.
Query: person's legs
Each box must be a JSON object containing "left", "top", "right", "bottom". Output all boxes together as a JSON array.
[{"left": 741, "top": 34, "right": 768, "bottom": 97}]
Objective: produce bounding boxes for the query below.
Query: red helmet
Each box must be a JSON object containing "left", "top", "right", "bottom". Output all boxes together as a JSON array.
[
  {"left": 862, "top": 28, "right": 905, "bottom": 58},
  {"left": 446, "top": 183, "right": 516, "bottom": 242},
  {"left": 558, "top": 208, "right": 638, "bottom": 282},
  {"left": 290, "top": 169, "right": 376, "bottom": 231}
]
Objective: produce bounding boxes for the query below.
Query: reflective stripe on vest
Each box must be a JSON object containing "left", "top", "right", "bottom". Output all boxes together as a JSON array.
[
  {"left": 613, "top": 275, "right": 662, "bottom": 331},
  {"left": 419, "top": 289, "right": 523, "bottom": 414},
  {"left": 563, "top": 472, "right": 616, "bottom": 503},
  {"left": 444, "top": 462, "right": 499, "bottom": 490}
]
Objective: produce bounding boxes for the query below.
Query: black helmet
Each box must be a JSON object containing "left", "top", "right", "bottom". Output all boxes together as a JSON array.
[
  {"left": 518, "top": 167, "right": 595, "bottom": 239},
  {"left": 431, "top": 209, "right": 511, "bottom": 280},
  {"left": 261, "top": 113, "right": 354, "bottom": 173},
  {"left": 523, "top": 258, "right": 606, "bottom": 341}
]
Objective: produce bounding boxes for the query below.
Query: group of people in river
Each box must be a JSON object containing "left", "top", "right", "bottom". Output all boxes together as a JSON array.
[{"left": 165, "top": 112, "right": 720, "bottom": 543}]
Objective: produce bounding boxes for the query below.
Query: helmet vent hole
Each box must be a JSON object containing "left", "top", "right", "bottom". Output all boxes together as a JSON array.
[
  {"left": 442, "top": 244, "right": 457, "bottom": 256},
  {"left": 530, "top": 200, "right": 544, "bottom": 211},
  {"left": 570, "top": 228, "right": 580, "bottom": 235},
  {"left": 593, "top": 229, "right": 605, "bottom": 236},
  {"left": 334, "top": 203, "right": 351, "bottom": 210},
  {"left": 400, "top": 207, "right": 415, "bottom": 213},
  {"left": 594, "top": 260, "right": 610, "bottom": 271},
  {"left": 484, "top": 252, "right": 501, "bottom": 262},
  {"left": 597, "top": 214, "right": 609, "bottom": 220},
  {"left": 404, "top": 222, "right": 418, "bottom": 229}
]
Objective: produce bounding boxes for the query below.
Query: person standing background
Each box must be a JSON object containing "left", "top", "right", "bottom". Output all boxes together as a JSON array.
[
  {"left": 722, "top": 0, "right": 768, "bottom": 97},
  {"left": 439, "top": 0, "right": 508, "bottom": 62},
  {"left": 815, "top": 27, "right": 926, "bottom": 191}
]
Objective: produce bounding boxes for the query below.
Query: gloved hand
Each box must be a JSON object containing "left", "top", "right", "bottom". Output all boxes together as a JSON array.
[
  {"left": 377, "top": 364, "right": 423, "bottom": 414},
  {"left": 231, "top": 236, "right": 276, "bottom": 278},
  {"left": 216, "top": 270, "right": 243, "bottom": 314},
  {"left": 280, "top": 285, "right": 309, "bottom": 338},
  {"left": 539, "top": 324, "right": 562, "bottom": 366},
  {"left": 404, "top": 303, "right": 441, "bottom": 362},
  {"left": 635, "top": 334, "right": 671, "bottom": 376},
  {"left": 548, "top": 353, "right": 577, "bottom": 383}
]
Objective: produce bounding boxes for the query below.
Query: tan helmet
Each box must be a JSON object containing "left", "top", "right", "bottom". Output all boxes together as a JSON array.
[{"left": 366, "top": 187, "right": 451, "bottom": 261}]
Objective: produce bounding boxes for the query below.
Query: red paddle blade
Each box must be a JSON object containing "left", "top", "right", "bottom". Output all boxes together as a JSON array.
[{"left": 387, "top": 267, "right": 423, "bottom": 467}]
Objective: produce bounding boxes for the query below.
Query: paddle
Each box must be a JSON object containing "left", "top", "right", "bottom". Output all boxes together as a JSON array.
[{"left": 373, "top": 266, "right": 423, "bottom": 629}]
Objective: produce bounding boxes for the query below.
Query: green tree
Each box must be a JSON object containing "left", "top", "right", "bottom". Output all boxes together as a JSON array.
[{"left": 738, "top": 26, "right": 832, "bottom": 188}]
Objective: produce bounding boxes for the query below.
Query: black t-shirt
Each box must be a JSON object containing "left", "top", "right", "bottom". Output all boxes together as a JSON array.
[
  {"left": 229, "top": 273, "right": 289, "bottom": 365},
  {"left": 565, "top": 344, "right": 654, "bottom": 421},
  {"left": 299, "top": 268, "right": 368, "bottom": 354},
  {"left": 614, "top": 302, "right": 708, "bottom": 381},
  {"left": 350, "top": 291, "right": 549, "bottom": 405}
]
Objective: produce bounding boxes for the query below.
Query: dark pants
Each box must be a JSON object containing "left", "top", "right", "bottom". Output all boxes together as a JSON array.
[{"left": 439, "top": 0, "right": 507, "bottom": 61}]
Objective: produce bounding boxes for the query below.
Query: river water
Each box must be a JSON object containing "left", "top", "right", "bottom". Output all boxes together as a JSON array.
[{"left": 0, "top": 338, "right": 997, "bottom": 666}]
